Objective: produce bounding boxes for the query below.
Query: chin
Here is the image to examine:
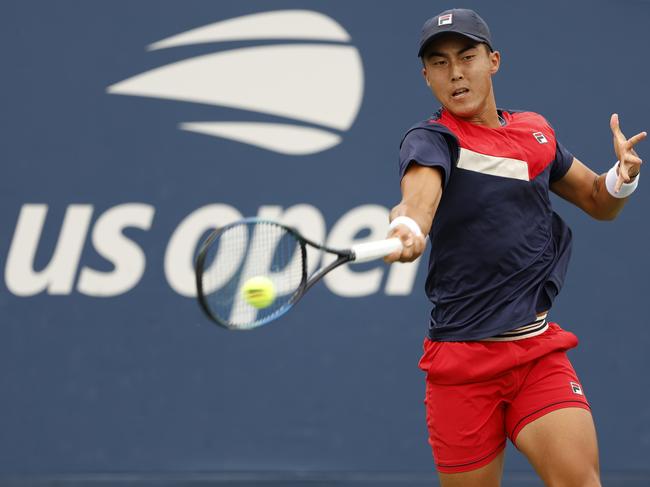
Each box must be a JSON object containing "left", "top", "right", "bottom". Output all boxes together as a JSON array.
[{"left": 445, "top": 102, "right": 480, "bottom": 119}]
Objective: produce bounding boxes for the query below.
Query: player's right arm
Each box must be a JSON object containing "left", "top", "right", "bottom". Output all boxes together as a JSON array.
[{"left": 385, "top": 164, "right": 443, "bottom": 263}]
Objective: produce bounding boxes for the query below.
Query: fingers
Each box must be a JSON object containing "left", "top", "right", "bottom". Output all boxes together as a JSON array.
[
  {"left": 384, "top": 236, "right": 405, "bottom": 263},
  {"left": 384, "top": 226, "right": 409, "bottom": 263},
  {"left": 611, "top": 114, "right": 647, "bottom": 150},
  {"left": 398, "top": 233, "right": 425, "bottom": 262},
  {"left": 383, "top": 249, "right": 402, "bottom": 263},
  {"left": 383, "top": 225, "right": 426, "bottom": 263},
  {"left": 615, "top": 158, "right": 640, "bottom": 191},
  {"left": 610, "top": 113, "right": 625, "bottom": 141},
  {"left": 615, "top": 168, "right": 626, "bottom": 193},
  {"left": 627, "top": 131, "right": 648, "bottom": 148},
  {"left": 624, "top": 153, "right": 643, "bottom": 166},
  {"left": 610, "top": 114, "right": 646, "bottom": 187}
]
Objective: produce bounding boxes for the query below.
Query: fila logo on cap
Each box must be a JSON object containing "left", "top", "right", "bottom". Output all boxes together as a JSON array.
[
  {"left": 438, "top": 13, "right": 453, "bottom": 26},
  {"left": 533, "top": 132, "right": 548, "bottom": 144},
  {"left": 570, "top": 381, "right": 584, "bottom": 395}
]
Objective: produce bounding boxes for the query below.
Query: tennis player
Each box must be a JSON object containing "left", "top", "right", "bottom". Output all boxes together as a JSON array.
[{"left": 385, "top": 8, "right": 645, "bottom": 487}]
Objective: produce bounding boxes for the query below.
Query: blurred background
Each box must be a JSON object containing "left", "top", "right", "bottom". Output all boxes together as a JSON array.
[{"left": 1, "top": 1, "right": 649, "bottom": 485}]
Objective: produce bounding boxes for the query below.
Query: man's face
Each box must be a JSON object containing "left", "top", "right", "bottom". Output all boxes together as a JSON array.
[{"left": 421, "top": 34, "right": 500, "bottom": 119}]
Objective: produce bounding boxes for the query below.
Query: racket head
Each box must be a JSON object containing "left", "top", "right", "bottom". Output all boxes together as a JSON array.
[{"left": 195, "top": 218, "right": 308, "bottom": 330}]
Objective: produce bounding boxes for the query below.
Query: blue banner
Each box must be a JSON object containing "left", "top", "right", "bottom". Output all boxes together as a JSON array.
[{"left": 1, "top": 0, "right": 649, "bottom": 481}]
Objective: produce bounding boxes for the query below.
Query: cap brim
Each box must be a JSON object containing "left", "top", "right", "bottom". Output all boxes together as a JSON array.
[{"left": 418, "top": 31, "right": 488, "bottom": 57}]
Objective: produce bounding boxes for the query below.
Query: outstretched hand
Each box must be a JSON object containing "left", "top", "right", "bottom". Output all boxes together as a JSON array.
[{"left": 610, "top": 113, "right": 646, "bottom": 193}]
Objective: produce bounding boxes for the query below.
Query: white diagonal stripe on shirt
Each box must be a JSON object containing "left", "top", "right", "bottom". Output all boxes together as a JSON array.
[{"left": 457, "top": 148, "right": 530, "bottom": 181}]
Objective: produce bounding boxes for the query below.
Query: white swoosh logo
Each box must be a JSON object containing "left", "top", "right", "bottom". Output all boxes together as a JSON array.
[
  {"left": 148, "top": 9, "right": 351, "bottom": 49},
  {"left": 107, "top": 10, "right": 364, "bottom": 155},
  {"left": 180, "top": 122, "right": 341, "bottom": 155}
]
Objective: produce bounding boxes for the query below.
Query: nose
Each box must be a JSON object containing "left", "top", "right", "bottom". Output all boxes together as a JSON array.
[{"left": 450, "top": 61, "right": 464, "bottom": 81}]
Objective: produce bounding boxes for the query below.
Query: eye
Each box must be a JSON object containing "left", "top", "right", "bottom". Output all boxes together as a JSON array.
[
  {"left": 462, "top": 54, "right": 476, "bottom": 62},
  {"left": 431, "top": 59, "right": 447, "bottom": 66}
]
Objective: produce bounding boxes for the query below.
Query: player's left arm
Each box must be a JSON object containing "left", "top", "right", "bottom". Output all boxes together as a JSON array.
[{"left": 551, "top": 114, "right": 646, "bottom": 220}]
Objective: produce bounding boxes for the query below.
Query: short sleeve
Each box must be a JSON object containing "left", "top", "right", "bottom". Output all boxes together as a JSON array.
[
  {"left": 399, "top": 128, "right": 452, "bottom": 186},
  {"left": 550, "top": 140, "right": 574, "bottom": 183}
]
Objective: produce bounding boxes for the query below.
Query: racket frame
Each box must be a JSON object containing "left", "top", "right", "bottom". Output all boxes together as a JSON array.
[{"left": 195, "top": 218, "right": 354, "bottom": 329}]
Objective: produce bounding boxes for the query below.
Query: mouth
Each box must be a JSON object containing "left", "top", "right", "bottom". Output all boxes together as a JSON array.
[{"left": 451, "top": 88, "right": 470, "bottom": 99}]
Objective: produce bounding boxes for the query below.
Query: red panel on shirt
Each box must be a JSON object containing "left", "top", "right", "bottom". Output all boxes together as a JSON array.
[{"left": 429, "top": 110, "right": 557, "bottom": 181}]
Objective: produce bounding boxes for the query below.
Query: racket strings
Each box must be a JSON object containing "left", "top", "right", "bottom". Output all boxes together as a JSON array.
[{"left": 200, "top": 221, "right": 306, "bottom": 329}]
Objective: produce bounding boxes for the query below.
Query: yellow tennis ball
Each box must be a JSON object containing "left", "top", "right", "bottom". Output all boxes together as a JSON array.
[{"left": 241, "top": 276, "right": 276, "bottom": 309}]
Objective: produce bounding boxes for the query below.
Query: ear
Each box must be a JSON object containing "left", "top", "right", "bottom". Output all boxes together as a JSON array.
[
  {"left": 422, "top": 67, "right": 431, "bottom": 87},
  {"left": 489, "top": 50, "right": 501, "bottom": 75}
]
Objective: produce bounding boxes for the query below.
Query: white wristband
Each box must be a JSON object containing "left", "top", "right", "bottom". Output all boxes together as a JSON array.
[
  {"left": 389, "top": 216, "right": 423, "bottom": 236},
  {"left": 605, "top": 161, "right": 639, "bottom": 198}
]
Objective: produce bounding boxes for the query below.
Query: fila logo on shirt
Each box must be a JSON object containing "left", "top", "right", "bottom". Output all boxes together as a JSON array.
[
  {"left": 570, "top": 381, "right": 584, "bottom": 395},
  {"left": 438, "top": 14, "right": 453, "bottom": 26},
  {"left": 533, "top": 132, "right": 548, "bottom": 144}
]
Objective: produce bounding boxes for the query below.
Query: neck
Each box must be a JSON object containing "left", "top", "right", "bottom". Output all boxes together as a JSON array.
[
  {"left": 450, "top": 91, "right": 501, "bottom": 128},
  {"left": 463, "top": 107, "right": 501, "bottom": 128}
]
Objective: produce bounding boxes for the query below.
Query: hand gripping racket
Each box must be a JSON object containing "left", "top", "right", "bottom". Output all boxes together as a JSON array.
[{"left": 195, "top": 217, "right": 402, "bottom": 330}]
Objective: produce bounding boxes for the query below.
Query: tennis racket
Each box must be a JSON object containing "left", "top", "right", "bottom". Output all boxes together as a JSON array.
[{"left": 195, "top": 217, "right": 402, "bottom": 330}]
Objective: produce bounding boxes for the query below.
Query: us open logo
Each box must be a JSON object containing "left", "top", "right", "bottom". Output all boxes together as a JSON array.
[{"left": 107, "top": 10, "right": 364, "bottom": 156}]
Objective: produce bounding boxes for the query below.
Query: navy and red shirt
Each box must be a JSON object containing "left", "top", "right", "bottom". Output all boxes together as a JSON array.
[{"left": 399, "top": 109, "right": 574, "bottom": 341}]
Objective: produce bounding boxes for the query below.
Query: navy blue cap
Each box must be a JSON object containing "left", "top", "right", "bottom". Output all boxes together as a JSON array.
[{"left": 418, "top": 9, "right": 493, "bottom": 57}]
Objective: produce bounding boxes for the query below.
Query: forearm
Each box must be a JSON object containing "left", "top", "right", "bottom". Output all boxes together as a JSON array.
[
  {"left": 552, "top": 158, "right": 639, "bottom": 221},
  {"left": 589, "top": 171, "right": 629, "bottom": 220},
  {"left": 390, "top": 165, "right": 443, "bottom": 234},
  {"left": 592, "top": 163, "right": 640, "bottom": 220},
  {"left": 390, "top": 194, "right": 440, "bottom": 235},
  {"left": 384, "top": 165, "right": 443, "bottom": 263}
]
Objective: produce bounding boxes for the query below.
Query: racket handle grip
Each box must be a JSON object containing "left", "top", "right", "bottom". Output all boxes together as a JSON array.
[{"left": 351, "top": 238, "right": 403, "bottom": 263}]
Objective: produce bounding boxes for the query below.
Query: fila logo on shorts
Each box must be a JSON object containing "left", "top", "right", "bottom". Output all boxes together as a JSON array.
[
  {"left": 533, "top": 132, "right": 548, "bottom": 144},
  {"left": 438, "top": 14, "right": 453, "bottom": 26},
  {"left": 570, "top": 381, "right": 584, "bottom": 395}
]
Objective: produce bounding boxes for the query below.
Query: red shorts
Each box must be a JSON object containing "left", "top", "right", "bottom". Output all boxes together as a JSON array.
[{"left": 419, "top": 322, "right": 591, "bottom": 474}]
